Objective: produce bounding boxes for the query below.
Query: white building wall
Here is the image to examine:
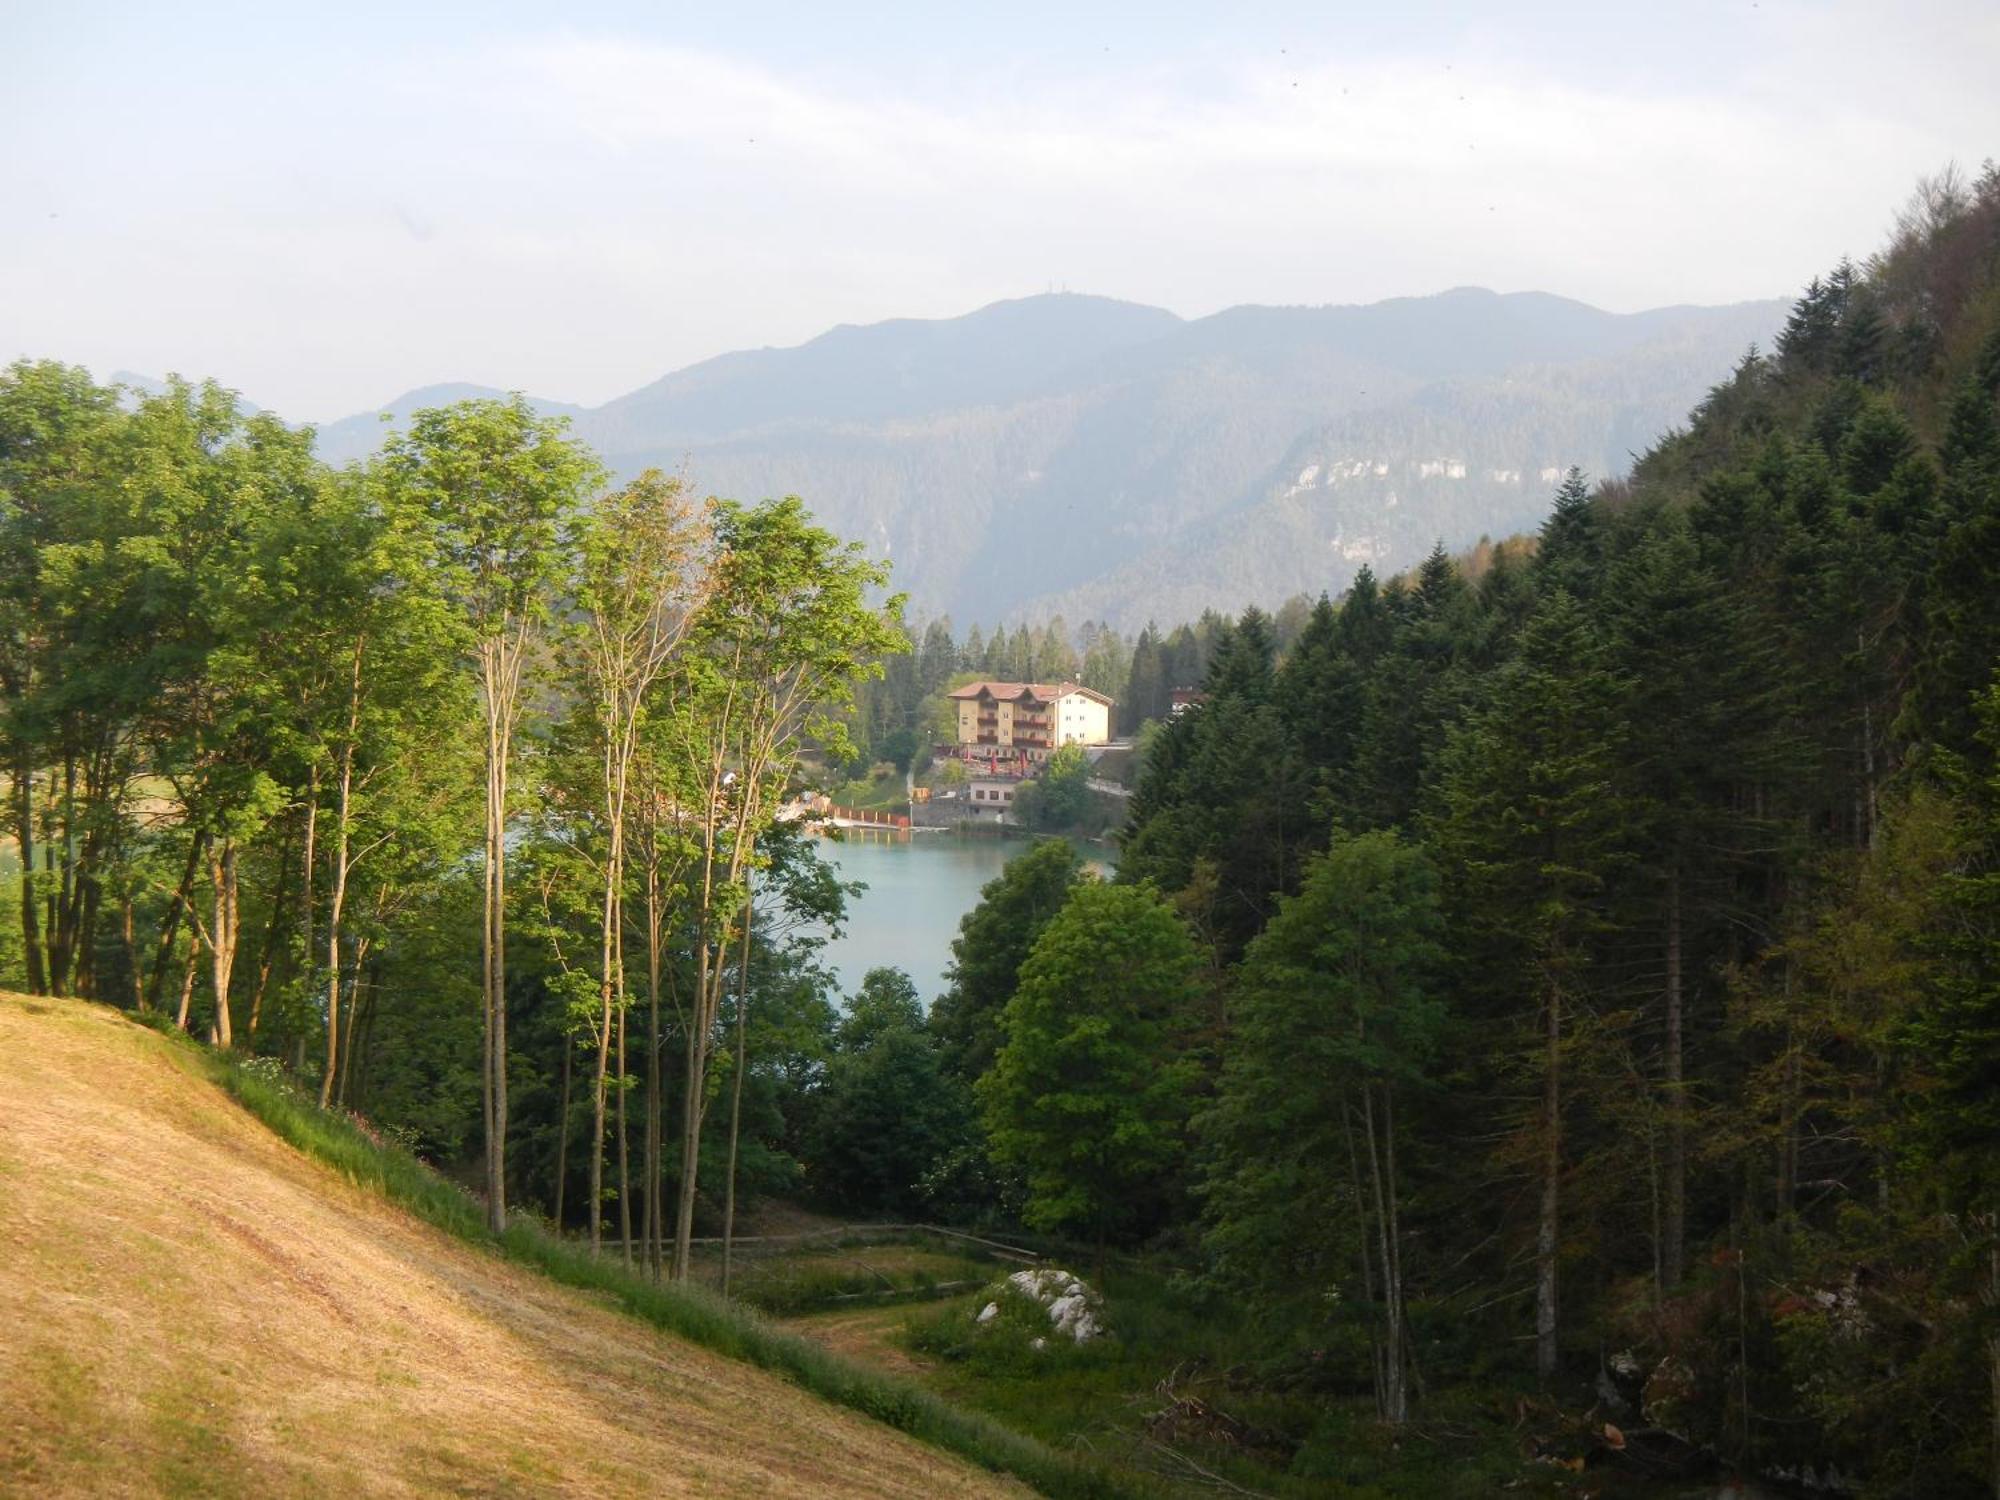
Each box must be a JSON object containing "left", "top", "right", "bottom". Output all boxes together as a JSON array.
[{"left": 1053, "top": 693, "right": 1111, "bottom": 746}]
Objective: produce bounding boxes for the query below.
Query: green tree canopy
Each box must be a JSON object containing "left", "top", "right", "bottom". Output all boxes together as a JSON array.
[
  {"left": 810, "top": 966, "right": 972, "bottom": 1216},
  {"left": 929, "top": 837, "right": 1084, "bottom": 1080},
  {"left": 977, "top": 881, "right": 1201, "bottom": 1251}
]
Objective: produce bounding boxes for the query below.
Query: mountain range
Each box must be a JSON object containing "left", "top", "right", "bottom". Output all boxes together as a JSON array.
[{"left": 146, "top": 287, "right": 1790, "bottom": 629}]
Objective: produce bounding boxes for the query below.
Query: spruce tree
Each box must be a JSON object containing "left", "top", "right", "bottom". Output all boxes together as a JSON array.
[
  {"left": 1431, "top": 590, "right": 1635, "bottom": 1382},
  {"left": 1199, "top": 830, "right": 1446, "bottom": 1421},
  {"left": 1608, "top": 520, "right": 1793, "bottom": 1288},
  {"left": 1535, "top": 468, "right": 1601, "bottom": 597}
]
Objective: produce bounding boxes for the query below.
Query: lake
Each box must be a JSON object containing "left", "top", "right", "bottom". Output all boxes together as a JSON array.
[{"left": 809, "top": 832, "right": 1113, "bottom": 1004}]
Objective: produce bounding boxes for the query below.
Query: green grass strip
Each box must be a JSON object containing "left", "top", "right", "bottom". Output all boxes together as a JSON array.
[{"left": 174, "top": 1034, "right": 1137, "bottom": 1500}]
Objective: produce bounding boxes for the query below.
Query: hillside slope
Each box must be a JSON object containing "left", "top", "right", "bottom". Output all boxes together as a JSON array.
[{"left": 0, "top": 994, "right": 1023, "bottom": 1499}]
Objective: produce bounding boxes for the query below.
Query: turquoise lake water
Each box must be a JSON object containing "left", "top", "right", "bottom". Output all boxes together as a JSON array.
[{"left": 810, "top": 833, "right": 1112, "bottom": 1004}]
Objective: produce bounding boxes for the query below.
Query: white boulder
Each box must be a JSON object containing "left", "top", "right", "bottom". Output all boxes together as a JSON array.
[{"left": 1000, "top": 1267, "right": 1105, "bottom": 1343}]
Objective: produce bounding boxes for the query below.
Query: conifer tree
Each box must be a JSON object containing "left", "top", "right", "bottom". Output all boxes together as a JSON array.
[
  {"left": 1776, "top": 275, "right": 1840, "bottom": 374},
  {"left": 1275, "top": 593, "right": 1362, "bottom": 782},
  {"left": 1200, "top": 830, "right": 1445, "bottom": 1421},
  {"left": 1534, "top": 468, "right": 1601, "bottom": 598},
  {"left": 1432, "top": 590, "right": 1634, "bottom": 1381},
  {"left": 1607, "top": 520, "right": 1792, "bottom": 1288}
]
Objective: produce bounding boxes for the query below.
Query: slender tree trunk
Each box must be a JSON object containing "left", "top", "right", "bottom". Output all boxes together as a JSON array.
[
  {"left": 554, "top": 1038, "right": 572, "bottom": 1230},
  {"left": 616, "top": 1002, "right": 633, "bottom": 1268},
  {"left": 75, "top": 739, "right": 124, "bottom": 1003},
  {"left": 74, "top": 877, "right": 100, "bottom": 1000},
  {"left": 320, "top": 691, "right": 359, "bottom": 1108},
  {"left": 49, "top": 751, "right": 76, "bottom": 996},
  {"left": 301, "top": 763, "right": 318, "bottom": 992},
  {"left": 41, "top": 839, "right": 59, "bottom": 994},
  {"left": 721, "top": 888, "right": 754, "bottom": 1297},
  {"left": 589, "top": 837, "right": 617, "bottom": 1252},
  {"left": 674, "top": 1008, "right": 706, "bottom": 1280},
  {"left": 482, "top": 703, "right": 501, "bottom": 1228},
  {"left": 673, "top": 838, "right": 753, "bottom": 1281},
  {"left": 672, "top": 811, "right": 723, "bottom": 1283},
  {"left": 643, "top": 850, "right": 664, "bottom": 1282},
  {"left": 590, "top": 678, "right": 641, "bottom": 1259},
  {"left": 246, "top": 843, "right": 293, "bottom": 1040},
  {"left": 671, "top": 685, "right": 772, "bottom": 1280},
  {"left": 61, "top": 751, "right": 84, "bottom": 995},
  {"left": 1536, "top": 983, "right": 1562, "bottom": 1385},
  {"left": 479, "top": 637, "right": 518, "bottom": 1235},
  {"left": 346, "top": 960, "right": 381, "bottom": 1110},
  {"left": 175, "top": 936, "right": 200, "bottom": 1031},
  {"left": 122, "top": 894, "right": 142, "bottom": 1011},
  {"left": 16, "top": 758, "right": 46, "bottom": 995},
  {"left": 1663, "top": 870, "right": 1686, "bottom": 1289},
  {"left": 1361, "top": 1082, "right": 1407, "bottom": 1422},
  {"left": 494, "top": 702, "right": 513, "bottom": 1232},
  {"left": 338, "top": 945, "right": 369, "bottom": 1107},
  {"left": 146, "top": 831, "right": 206, "bottom": 1013},
  {"left": 1341, "top": 1097, "right": 1386, "bottom": 1414},
  {"left": 1385, "top": 1087, "right": 1419, "bottom": 1403},
  {"left": 209, "top": 841, "right": 238, "bottom": 1050}
]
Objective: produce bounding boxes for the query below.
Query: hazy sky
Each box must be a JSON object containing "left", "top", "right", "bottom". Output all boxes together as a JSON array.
[{"left": 5, "top": 0, "right": 1995, "bottom": 420}]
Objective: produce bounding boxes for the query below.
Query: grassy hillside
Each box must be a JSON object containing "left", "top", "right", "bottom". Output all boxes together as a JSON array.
[{"left": 0, "top": 992, "right": 1032, "bottom": 1499}]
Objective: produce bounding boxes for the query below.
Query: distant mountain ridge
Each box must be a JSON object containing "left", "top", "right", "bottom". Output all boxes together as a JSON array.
[
  {"left": 310, "top": 383, "right": 589, "bottom": 463},
  {"left": 173, "top": 287, "right": 1792, "bottom": 628}
]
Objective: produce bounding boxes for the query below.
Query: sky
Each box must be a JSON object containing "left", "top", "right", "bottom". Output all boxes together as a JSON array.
[{"left": 4, "top": 1, "right": 1996, "bottom": 421}]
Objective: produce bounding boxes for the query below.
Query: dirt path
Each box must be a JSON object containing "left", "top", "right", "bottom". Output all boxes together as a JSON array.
[
  {"left": 784, "top": 1302, "right": 948, "bottom": 1379},
  {"left": 0, "top": 994, "right": 1025, "bottom": 1499}
]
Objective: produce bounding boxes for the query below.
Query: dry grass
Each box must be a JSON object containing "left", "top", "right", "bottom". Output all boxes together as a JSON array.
[{"left": 0, "top": 992, "right": 1027, "bottom": 1499}]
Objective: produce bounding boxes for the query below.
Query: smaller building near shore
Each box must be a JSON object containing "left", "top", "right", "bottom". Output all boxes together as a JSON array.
[
  {"left": 966, "top": 777, "right": 1018, "bottom": 814},
  {"left": 946, "top": 681, "right": 1114, "bottom": 765}
]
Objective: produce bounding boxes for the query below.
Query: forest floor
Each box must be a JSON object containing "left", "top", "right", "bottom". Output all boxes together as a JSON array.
[
  {"left": 0, "top": 992, "right": 1028, "bottom": 1500},
  {"left": 773, "top": 1245, "right": 1697, "bottom": 1500}
]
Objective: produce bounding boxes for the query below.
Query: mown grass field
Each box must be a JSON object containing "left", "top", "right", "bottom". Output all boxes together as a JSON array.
[{"left": 0, "top": 993, "right": 1052, "bottom": 1499}]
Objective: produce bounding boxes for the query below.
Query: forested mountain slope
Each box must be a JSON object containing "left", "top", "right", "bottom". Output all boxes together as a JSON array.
[
  {"left": 0, "top": 993, "right": 1021, "bottom": 1500},
  {"left": 302, "top": 288, "right": 1783, "bottom": 627},
  {"left": 1081, "top": 166, "right": 2000, "bottom": 1493}
]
